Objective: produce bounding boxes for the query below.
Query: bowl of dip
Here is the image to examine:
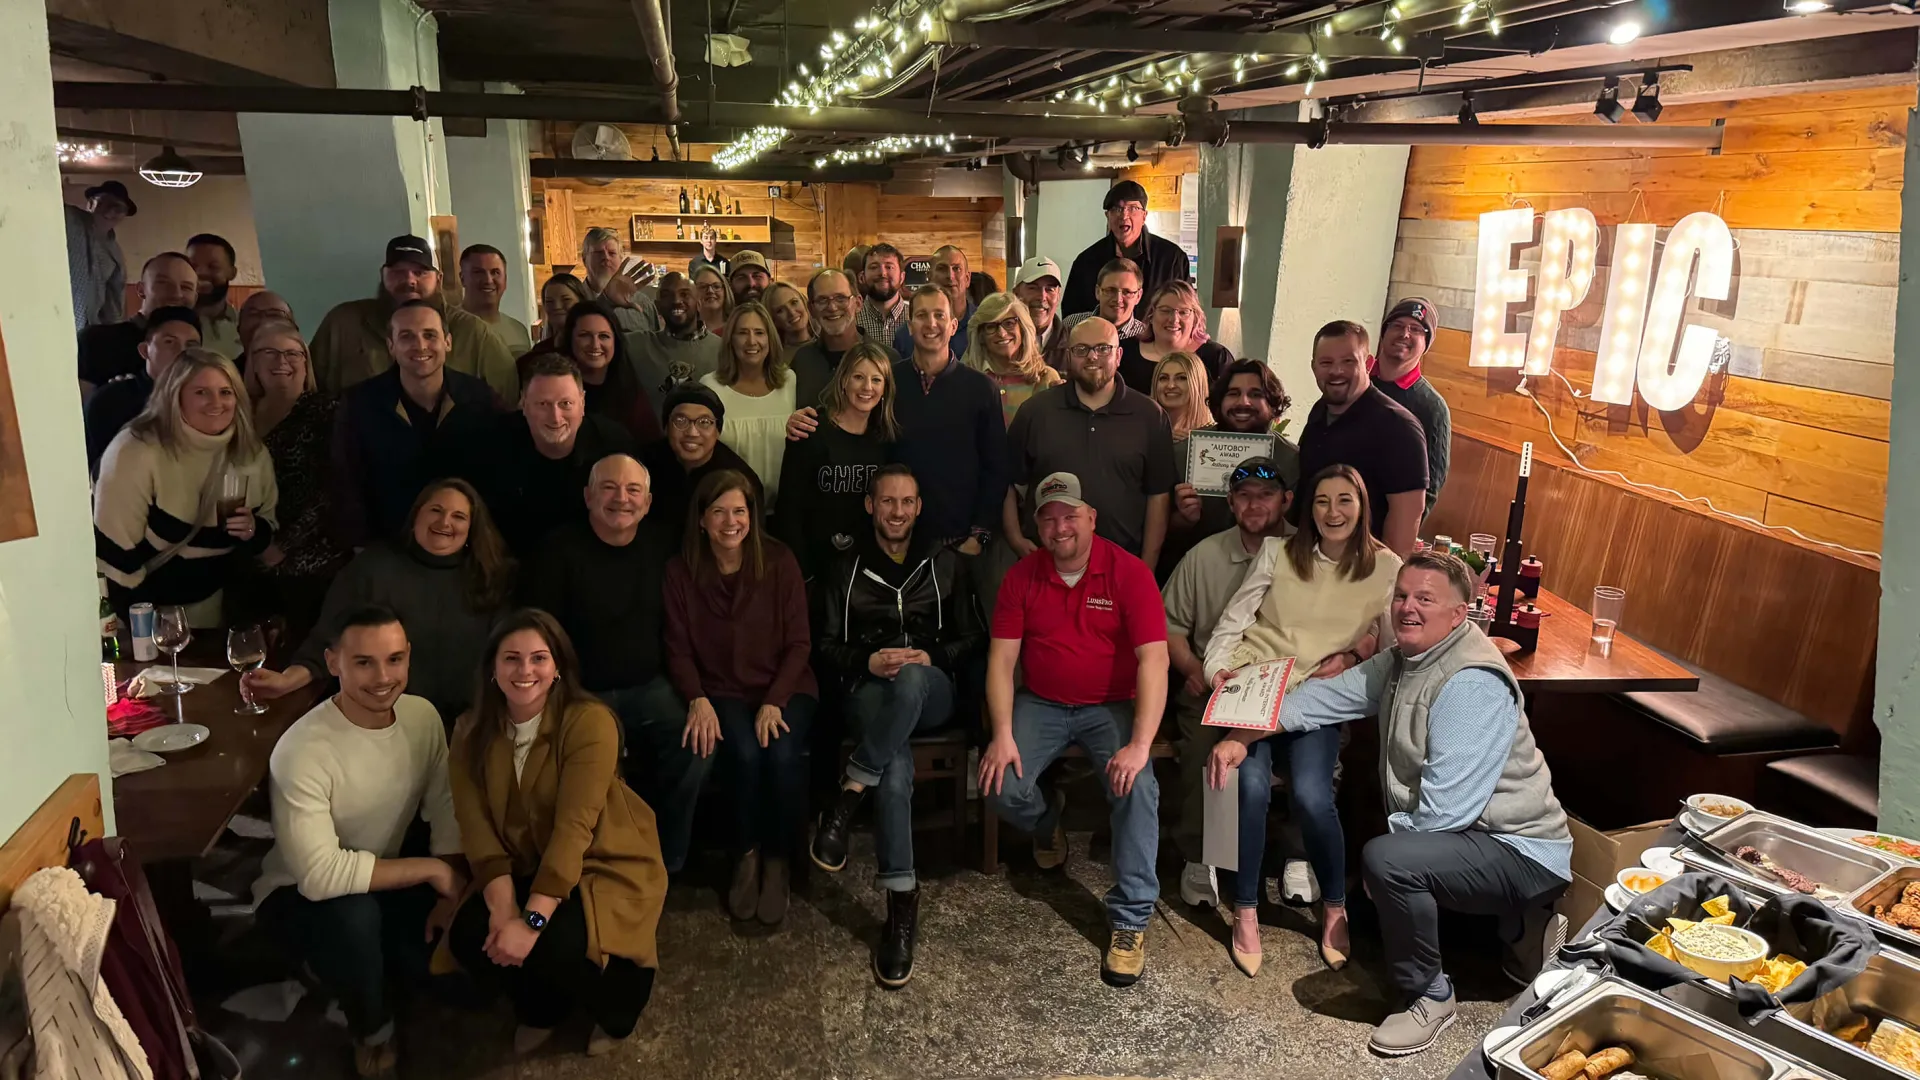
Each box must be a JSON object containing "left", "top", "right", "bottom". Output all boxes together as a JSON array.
[{"left": 1669, "top": 922, "right": 1768, "bottom": 982}]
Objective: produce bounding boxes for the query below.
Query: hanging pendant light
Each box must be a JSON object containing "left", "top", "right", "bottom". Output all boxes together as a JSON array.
[{"left": 139, "top": 145, "right": 202, "bottom": 188}]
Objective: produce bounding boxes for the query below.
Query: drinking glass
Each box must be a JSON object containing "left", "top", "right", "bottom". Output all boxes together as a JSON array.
[
  {"left": 227, "top": 625, "right": 268, "bottom": 715},
  {"left": 153, "top": 606, "right": 193, "bottom": 695},
  {"left": 218, "top": 470, "right": 248, "bottom": 523},
  {"left": 1591, "top": 585, "right": 1626, "bottom": 653},
  {"left": 1469, "top": 533, "right": 1497, "bottom": 560}
]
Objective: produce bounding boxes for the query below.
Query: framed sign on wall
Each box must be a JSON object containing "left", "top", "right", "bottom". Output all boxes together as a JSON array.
[{"left": 1211, "top": 225, "right": 1246, "bottom": 309}]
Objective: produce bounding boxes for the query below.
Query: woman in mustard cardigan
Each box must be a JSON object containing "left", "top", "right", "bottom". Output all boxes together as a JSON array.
[
  {"left": 1201, "top": 464, "right": 1401, "bottom": 978},
  {"left": 448, "top": 609, "right": 668, "bottom": 1058}
]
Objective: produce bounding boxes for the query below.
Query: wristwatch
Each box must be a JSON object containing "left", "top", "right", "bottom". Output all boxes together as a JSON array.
[{"left": 523, "top": 909, "right": 547, "bottom": 932}]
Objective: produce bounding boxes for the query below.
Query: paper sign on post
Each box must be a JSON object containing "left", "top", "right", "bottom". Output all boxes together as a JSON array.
[{"left": 1201, "top": 657, "right": 1295, "bottom": 733}]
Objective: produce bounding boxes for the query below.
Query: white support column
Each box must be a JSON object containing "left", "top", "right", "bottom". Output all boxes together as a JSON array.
[{"left": 446, "top": 100, "right": 535, "bottom": 326}]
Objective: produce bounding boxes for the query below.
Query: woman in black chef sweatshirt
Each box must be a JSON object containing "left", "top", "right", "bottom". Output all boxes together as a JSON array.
[{"left": 774, "top": 342, "right": 896, "bottom": 579}]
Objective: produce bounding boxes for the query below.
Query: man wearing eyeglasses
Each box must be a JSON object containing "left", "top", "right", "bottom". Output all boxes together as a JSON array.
[
  {"left": 1063, "top": 259, "right": 1147, "bottom": 342},
  {"left": 638, "top": 385, "right": 763, "bottom": 540},
  {"left": 1005, "top": 317, "right": 1176, "bottom": 571},
  {"left": 1062, "top": 181, "right": 1191, "bottom": 319},
  {"left": 787, "top": 269, "right": 899, "bottom": 437}
]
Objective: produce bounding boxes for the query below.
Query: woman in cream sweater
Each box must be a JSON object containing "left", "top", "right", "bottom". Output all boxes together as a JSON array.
[
  {"left": 448, "top": 609, "right": 668, "bottom": 1059},
  {"left": 94, "top": 347, "right": 278, "bottom": 627},
  {"left": 1202, "top": 464, "right": 1401, "bottom": 977}
]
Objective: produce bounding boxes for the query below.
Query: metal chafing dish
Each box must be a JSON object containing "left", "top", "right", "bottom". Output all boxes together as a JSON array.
[
  {"left": 1672, "top": 812, "right": 1899, "bottom": 904},
  {"left": 1666, "top": 948, "right": 1920, "bottom": 1080},
  {"left": 1485, "top": 976, "right": 1840, "bottom": 1080},
  {"left": 1849, "top": 866, "right": 1920, "bottom": 958}
]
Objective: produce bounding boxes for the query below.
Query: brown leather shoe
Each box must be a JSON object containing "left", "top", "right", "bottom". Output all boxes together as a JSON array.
[
  {"left": 758, "top": 857, "right": 791, "bottom": 925},
  {"left": 728, "top": 848, "right": 761, "bottom": 921}
]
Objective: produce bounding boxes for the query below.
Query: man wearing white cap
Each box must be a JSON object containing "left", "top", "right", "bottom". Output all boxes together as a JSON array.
[
  {"left": 980, "top": 471, "right": 1167, "bottom": 988},
  {"left": 1012, "top": 255, "right": 1067, "bottom": 370}
]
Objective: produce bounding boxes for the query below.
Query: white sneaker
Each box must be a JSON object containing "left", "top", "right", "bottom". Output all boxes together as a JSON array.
[
  {"left": 1281, "top": 859, "right": 1320, "bottom": 905},
  {"left": 1179, "top": 861, "right": 1219, "bottom": 907}
]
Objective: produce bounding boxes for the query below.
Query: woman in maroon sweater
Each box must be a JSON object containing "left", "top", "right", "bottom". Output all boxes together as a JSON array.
[{"left": 664, "top": 468, "right": 817, "bottom": 926}]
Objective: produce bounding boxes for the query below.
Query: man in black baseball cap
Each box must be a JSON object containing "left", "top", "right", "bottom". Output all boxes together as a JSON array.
[
  {"left": 1062, "top": 178, "right": 1191, "bottom": 319},
  {"left": 307, "top": 233, "right": 519, "bottom": 402},
  {"left": 637, "top": 383, "right": 763, "bottom": 539},
  {"left": 1373, "top": 296, "right": 1451, "bottom": 512}
]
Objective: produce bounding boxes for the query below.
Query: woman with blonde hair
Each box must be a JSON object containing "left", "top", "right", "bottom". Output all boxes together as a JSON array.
[
  {"left": 775, "top": 342, "right": 896, "bottom": 578},
  {"left": 692, "top": 264, "right": 733, "bottom": 336},
  {"left": 963, "top": 291, "right": 1062, "bottom": 427},
  {"left": 701, "top": 302, "right": 797, "bottom": 505},
  {"left": 762, "top": 280, "right": 816, "bottom": 351},
  {"left": 1121, "top": 280, "right": 1233, "bottom": 393},
  {"left": 1152, "top": 350, "right": 1214, "bottom": 444},
  {"left": 95, "top": 347, "right": 278, "bottom": 626}
]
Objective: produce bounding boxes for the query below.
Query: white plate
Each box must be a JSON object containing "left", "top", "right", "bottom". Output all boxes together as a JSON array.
[
  {"left": 1823, "top": 828, "right": 1920, "bottom": 864},
  {"left": 132, "top": 724, "right": 209, "bottom": 754},
  {"left": 1641, "top": 846, "right": 1684, "bottom": 877},
  {"left": 1482, "top": 1025, "right": 1522, "bottom": 1060},
  {"left": 1604, "top": 883, "right": 1635, "bottom": 912},
  {"left": 1532, "top": 966, "right": 1597, "bottom": 1007}
]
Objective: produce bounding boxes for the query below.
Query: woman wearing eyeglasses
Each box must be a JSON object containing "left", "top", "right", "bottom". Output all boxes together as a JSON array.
[
  {"left": 691, "top": 264, "right": 733, "bottom": 337},
  {"left": 1120, "top": 281, "right": 1233, "bottom": 395},
  {"left": 1201, "top": 464, "right": 1400, "bottom": 978},
  {"left": 962, "top": 291, "right": 1062, "bottom": 428}
]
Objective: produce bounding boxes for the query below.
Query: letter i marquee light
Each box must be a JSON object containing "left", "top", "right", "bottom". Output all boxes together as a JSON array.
[{"left": 1470, "top": 207, "right": 1731, "bottom": 410}]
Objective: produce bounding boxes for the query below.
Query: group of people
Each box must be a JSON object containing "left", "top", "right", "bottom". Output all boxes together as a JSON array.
[{"left": 79, "top": 175, "right": 1567, "bottom": 1074}]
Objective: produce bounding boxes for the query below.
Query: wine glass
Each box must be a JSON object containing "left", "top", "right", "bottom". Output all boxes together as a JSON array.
[
  {"left": 153, "top": 606, "right": 192, "bottom": 696},
  {"left": 227, "top": 625, "right": 268, "bottom": 715}
]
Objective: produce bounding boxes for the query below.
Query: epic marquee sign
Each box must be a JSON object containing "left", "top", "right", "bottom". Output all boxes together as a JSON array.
[{"left": 1470, "top": 208, "right": 1732, "bottom": 410}]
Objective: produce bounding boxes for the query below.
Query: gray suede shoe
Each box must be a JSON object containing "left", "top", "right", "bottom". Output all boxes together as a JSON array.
[{"left": 1368, "top": 989, "right": 1456, "bottom": 1056}]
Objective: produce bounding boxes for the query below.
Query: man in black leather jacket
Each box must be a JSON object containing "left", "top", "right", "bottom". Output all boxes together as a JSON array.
[{"left": 808, "top": 464, "right": 984, "bottom": 989}]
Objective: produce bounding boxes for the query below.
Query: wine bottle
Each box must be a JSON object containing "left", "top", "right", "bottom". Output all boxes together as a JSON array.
[
  {"left": 679, "top": 186, "right": 689, "bottom": 213},
  {"left": 675, "top": 218, "right": 684, "bottom": 240},
  {"left": 98, "top": 574, "right": 121, "bottom": 662}
]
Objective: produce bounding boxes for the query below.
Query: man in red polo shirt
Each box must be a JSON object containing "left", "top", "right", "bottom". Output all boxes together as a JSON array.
[{"left": 980, "top": 471, "right": 1168, "bottom": 987}]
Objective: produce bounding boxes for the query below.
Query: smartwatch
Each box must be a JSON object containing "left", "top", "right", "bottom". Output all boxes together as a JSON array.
[{"left": 523, "top": 909, "right": 547, "bottom": 932}]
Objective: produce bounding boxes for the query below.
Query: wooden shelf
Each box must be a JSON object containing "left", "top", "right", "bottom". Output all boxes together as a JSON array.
[
  {"left": 632, "top": 212, "right": 767, "bottom": 220},
  {"left": 629, "top": 239, "right": 765, "bottom": 246}
]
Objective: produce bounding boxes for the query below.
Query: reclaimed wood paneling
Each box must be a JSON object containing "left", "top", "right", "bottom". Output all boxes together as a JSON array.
[{"left": 1425, "top": 439, "right": 1879, "bottom": 734}]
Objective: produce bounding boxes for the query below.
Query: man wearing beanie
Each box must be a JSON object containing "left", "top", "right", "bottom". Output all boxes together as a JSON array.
[
  {"left": 638, "top": 383, "right": 763, "bottom": 539},
  {"left": 1062, "top": 180, "right": 1191, "bottom": 318},
  {"left": 1374, "top": 297, "right": 1451, "bottom": 512}
]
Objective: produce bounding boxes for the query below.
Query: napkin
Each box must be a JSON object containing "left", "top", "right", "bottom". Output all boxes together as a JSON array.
[
  {"left": 128, "top": 666, "right": 230, "bottom": 698},
  {"left": 108, "top": 737, "right": 165, "bottom": 777}
]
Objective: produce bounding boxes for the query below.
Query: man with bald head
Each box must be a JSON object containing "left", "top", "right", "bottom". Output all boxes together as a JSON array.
[
  {"left": 78, "top": 251, "right": 200, "bottom": 393},
  {"left": 522, "top": 453, "right": 709, "bottom": 872},
  {"left": 1004, "top": 316, "right": 1175, "bottom": 570}
]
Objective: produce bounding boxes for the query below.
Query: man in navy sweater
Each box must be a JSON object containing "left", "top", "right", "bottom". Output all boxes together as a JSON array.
[{"left": 889, "top": 286, "right": 1007, "bottom": 552}]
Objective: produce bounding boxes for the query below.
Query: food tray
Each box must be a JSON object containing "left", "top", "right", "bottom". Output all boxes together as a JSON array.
[
  {"left": 1667, "top": 948, "right": 1920, "bottom": 1080},
  {"left": 1849, "top": 866, "right": 1920, "bottom": 958},
  {"left": 1485, "top": 976, "right": 1834, "bottom": 1080},
  {"left": 1692, "top": 812, "right": 1898, "bottom": 902}
]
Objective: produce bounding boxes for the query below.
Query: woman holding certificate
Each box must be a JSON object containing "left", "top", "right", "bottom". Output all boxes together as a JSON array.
[{"left": 1201, "top": 464, "right": 1401, "bottom": 977}]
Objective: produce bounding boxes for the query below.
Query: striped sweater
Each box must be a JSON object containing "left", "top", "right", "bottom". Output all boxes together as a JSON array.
[{"left": 94, "top": 423, "right": 279, "bottom": 625}]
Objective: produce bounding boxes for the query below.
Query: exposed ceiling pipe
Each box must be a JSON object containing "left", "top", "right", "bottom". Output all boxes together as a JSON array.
[
  {"left": 533, "top": 158, "right": 891, "bottom": 182},
  {"left": 1229, "top": 120, "right": 1725, "bottom": 149},
  {"left": 629, "top": 0, "right": 681, "bottom": 125}
]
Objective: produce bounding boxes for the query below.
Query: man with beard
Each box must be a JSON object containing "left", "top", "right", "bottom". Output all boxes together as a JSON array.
[
  {"left": 727, "top": 249, "right": 773, "bottom": 306},
  {"left": 1011, "top": 255, "right": 1067, "bottom": 371},
  {"left": 891, "top": 245, "right": 974, "bottom": 361},
  {"left": 251, "top": 607, "right": 465, "bottom": 1080},
  {"left": 522, "top": 455, "right": 710, "bottom": 875},
  {"left": 186, "top": 233, "right": 243, "bottom": 360},
  {"left": 458, "top": 243, "right": 534, "bottom": 360},
  {"left": 580, "top": 226, "right": 660, "bottom": 336},
  {"left": 1293, "top": 320, "right": 1427, "bottom": 555},
  {"left": 441, "top": 353, "right": 636, "bottom": 554},
  {"left": 310, "top": 235, "right": 519, "bottom": 402},
  {"left": 1165, "top": 359, "right": 1299, "bottom": 574},
  {"left": 637, "top": 384, "right": 761, "bottom": 540},
  {"left": 855, "top": 242, "right": 910, "bottom": 346},
  {"left": 810, "top": 465, "right": 984, "bottom": 988},
  {"left": 331, "top": 300, "right": 500, "bottom": 550},
  {"left": 1004, "top": 317, "right": 1175, "bottom": 570},
  {"left": 629, "top": 271, "right": 722, "bottom": 399},
  {"left": 1372, "top": 297, "right": 1451, "bottom": 512},
  {"left": 66, "top": 180, "right": 133, "bottom": 331},
  {"left": 238, "top": 290, "right": 295, "bottom": 360},
  {"left": 1207, "top": 551, "right": 1571, "bottom": 1056},
  {"left": 77, "top": 251, "right": 198, "bottom": 393},
  {"left": 84, "top": 307, "right": 199, "bottom": 474},
  {"left": 785, "top": 269, "right": 897, "bottom": 436},
  {"left": 1062, "top": 180, "right": 1191, "bottom": 318}
]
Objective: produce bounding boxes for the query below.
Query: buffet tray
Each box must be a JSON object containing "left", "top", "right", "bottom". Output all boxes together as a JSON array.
[
  {"left": 1685, "top": 812, "right": 1899, "bottom": 902},
  {"left": 1486, "top": 976, "right": 1839, "bottom": 1080},
  {"left": 1849, "top": 866, "right": 1920, "bottom": 958},
  {"left": 1666, "top": 947, "right": 1920, "bottom": 1080}
]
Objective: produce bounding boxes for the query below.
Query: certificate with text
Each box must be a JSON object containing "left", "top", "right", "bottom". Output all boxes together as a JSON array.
[
  {"left": 1186, "top": 429, "right": 1277, "bottom": 496},
  {"left": 1201, "top": 658, "right": 1296, "bottom": 733}
]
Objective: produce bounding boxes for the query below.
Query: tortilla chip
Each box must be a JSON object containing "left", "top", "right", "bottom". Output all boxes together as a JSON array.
[
  {"left": 1666, "top": 916, "right": 1699, "bottom": 933},
  {"left": 1646, "top": 929, "right": 1677, "bottom": 960},
  {"left": 1751, "top": 955, "right": 1807, "bottom": 994},
  {"left": 1705, "top": 911, "right": 1737, "bottom": 926},
  {"left": 1701, "top": 895, "right": 1732, "bottom": 919}
]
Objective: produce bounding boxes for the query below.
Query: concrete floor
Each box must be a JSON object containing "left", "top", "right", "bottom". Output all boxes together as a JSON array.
[{"left": 208, "top": 831, "right": 1520, "bottom": 1080}]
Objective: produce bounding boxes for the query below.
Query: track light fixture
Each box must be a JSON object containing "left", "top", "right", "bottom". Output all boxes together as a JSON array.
[
  {"left": 1594, "top": 76, "right": 1625, "bottom": 124},
  {"left": 1631, "top": 73, "right": 1663, "bottom": 123},
  {"left": 1458, "top": 93, "right": 1479, "bottom": 126}
]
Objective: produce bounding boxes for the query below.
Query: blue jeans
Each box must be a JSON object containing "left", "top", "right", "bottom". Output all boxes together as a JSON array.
[
  {"left": 845, "top": 664, "right": 956, "bottom": 892},
  {"left": 600, "top": 678, "right": 714, "bottom": 874},
  {"left": 713, "top": 694, "right": 817, "bottom": 860},
  {"left": 1228, "top": 724, "right": 1345, "bottom": 908},
  {"left": 984, "top": 692, "right": 1161, "bottom": 930}
]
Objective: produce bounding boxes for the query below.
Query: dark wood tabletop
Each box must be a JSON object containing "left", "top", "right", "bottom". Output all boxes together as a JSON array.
[
  {"left": 1504, "top": 588, "right": 1700, "bottom": 695},
  {"left": 111, "top": 643, "right": 325, "bottom": 863}
]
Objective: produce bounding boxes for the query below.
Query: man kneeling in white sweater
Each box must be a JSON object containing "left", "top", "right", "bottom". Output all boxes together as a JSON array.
[{"left": 250, "top": 605, "right": 466, "bottom": 1079}]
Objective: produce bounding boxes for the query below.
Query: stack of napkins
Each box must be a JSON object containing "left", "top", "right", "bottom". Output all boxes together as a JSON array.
[
  {"left": 127, "top": 666, "right": 229, "bottom": 697},
  {"left": 108, "top": 737, "right": 165, "bottom": 777}
]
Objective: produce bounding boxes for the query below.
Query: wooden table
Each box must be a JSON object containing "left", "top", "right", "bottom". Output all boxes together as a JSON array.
[
  {"left": 111, "top": 644, "right": 325, "bottom": 863},
  {"left": 1502, "top": 588, "right": 1700, "bottom": 695}
]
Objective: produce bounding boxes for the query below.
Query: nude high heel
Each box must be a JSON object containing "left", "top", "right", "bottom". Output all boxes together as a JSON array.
[
  {"left": 1230, "top": 906, "right": 1263, "bottom": 978},
  {"left": 1320, "top": 901, "right": 1350, "bottom": 971}
]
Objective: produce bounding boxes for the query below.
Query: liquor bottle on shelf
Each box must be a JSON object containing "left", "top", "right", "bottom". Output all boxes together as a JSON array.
[
  {"left": 732, "top": 199, "right": 743, "bottom": 215},
  {"left": 675, "top": 218, "right": 684, "bottom": 240},
  {"left": 679, "top": 186, "right": 690, "bottom": 213}
]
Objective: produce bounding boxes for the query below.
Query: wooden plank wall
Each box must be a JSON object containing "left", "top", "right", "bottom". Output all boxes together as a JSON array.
[{"left": 1392, "top": 84, "right": 1910, "bottom": 561}]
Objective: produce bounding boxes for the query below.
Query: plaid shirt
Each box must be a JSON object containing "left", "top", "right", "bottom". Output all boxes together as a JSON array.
[{"left": 855, "top": 295, "right": 909, "bottom": 345}]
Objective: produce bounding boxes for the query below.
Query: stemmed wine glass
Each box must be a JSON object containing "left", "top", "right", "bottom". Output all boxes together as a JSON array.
[
  {"left": 227, "top": 625, "right": 268, "bottom": 715},
  {"left": 153, "top": 606, "right": 192, "bottom": 695}
]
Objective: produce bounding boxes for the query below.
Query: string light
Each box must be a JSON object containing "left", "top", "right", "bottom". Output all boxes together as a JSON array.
[
  {"left": 813, "top": 133, "right": 955, "bottom": 168},
  {"left": 714, "top": 126, "right": 789, "bottom": 169},
  {"left": 58, "top": 141, "right": 109, "bottom": 164}
]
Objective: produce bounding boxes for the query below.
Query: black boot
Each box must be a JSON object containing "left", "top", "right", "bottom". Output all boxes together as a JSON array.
[
  {"left": 809, "top": 783, "right": 865, "bottom": 872},
  {"left": 874, "top": 887, "right": 919, "bottom": 989}
]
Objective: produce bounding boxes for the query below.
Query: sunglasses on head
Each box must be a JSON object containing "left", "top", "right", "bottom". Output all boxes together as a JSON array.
[{"left": 1230, "top": 462, "right": 1282, "bottom": 487}]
